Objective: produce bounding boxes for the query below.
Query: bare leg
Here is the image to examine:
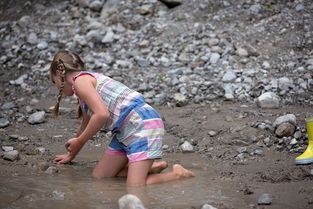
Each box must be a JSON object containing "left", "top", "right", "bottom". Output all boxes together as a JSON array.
[
  {"left": 92, "top": 153, "right": 128, "bottom": 178},
  {"left": 127, "top": 160, "right": 196, "bottom": 186},
  {"left": 117, "top": 160, "right": 168, "bottom": 177}
]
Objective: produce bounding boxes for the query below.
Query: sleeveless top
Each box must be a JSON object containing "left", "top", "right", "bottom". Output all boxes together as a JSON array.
[{"left": 72, "top": 71, "right": 145, "bottom": 132}]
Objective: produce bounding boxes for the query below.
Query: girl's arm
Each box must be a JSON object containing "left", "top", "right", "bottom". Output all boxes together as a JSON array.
[
  {"left": 55, "top": 74, "right": 109, "bottom": 164},
  {"left": 76, "top": 110, "right": 90, "bottom": 137},
  {"left": 64, "top": 75, "right": 109, "bottom": 157}
]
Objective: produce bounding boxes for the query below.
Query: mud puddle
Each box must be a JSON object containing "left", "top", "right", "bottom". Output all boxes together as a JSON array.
[{"left": 0, "top": 150, "right": 246, "bottom": 209}]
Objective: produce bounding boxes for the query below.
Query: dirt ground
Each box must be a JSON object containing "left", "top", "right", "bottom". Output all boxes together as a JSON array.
[
  {"left": 1, "top": 0, "right": 313, "bottom": 208},
  {"left": 1, "top": 91, "right": 313, "bottom": 208}
]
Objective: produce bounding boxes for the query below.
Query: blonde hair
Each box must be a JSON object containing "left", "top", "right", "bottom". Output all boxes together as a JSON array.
[{"left": 50, "top": 50, "right": 85, "bottom": 116}]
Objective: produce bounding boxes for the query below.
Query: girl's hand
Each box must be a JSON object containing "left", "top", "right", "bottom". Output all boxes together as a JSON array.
[
  {"left": 54, "top": 153, "right": 74, "bottom": 164},
  {"left": 65, "top": 137, "right": 84, "bottom": 157}
]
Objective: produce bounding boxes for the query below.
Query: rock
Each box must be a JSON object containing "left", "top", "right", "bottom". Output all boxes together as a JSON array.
[
  {"left": 180, "top": 141, "right": 194, "bottom": 152},
  {"left": 3, "top": 150, "right": 19, "bottom": 161},
  {"left": 89, "top": 0, "right": 103, "bottom": 12},
  {"left": 52, "top": 190, "right": 65, "bottom": 200},
  {"left": 28, "top": 111, "right": 45, "bottom": 124},
  {"left": 38, "top": 161, "right": 49, "bottom": 171},
  {"left": 222, "top": 71, "right": 237, "bottom": 83},
  {"left": 275, "top": 122, "right": 296, "bottom": 137},
  {"left": 2, "top": 146, "right": 14, "bottom": 152},
  {"left": 27, "top": 32, "right": 38, "bottom": 44},
  {"left": 46, "top": 166, "right": 58, "bottom": 174},
  {"left": 201, "top": 204, "right": 218, "bottom": 209},
  {"left": 0, "top": 118, "right": 9, "bottom": 128},
  {"left": 273, "top": 114, "right": 296, "bottom": 127},
  {"left": 258, "top": 193, "right": 273, "bottom": 205},
  {"left": 102, "top": 30, "right": 115, "bottom": 44},
  {"left": 118, "top": 194, "right": 145, "bottom": 209},
  {"left": 256, "top": 92, "right": 280, "bottom": 109},
  {"left": 236, "top": 47, "right": 249, "bottom": 57},
  {"left": 208, "top": 130, "right": 218, "bottom": 137},
  {"left": 210, "top": 53, "right": 220, "bottom": 64},
  {"left": 1, "top": 102, "right": 15, "bottom": 110}
]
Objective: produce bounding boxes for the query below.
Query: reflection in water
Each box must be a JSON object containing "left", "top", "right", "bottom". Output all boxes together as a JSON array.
[{"left": 0, "top": 154, "right": 246, "bottom": 209}]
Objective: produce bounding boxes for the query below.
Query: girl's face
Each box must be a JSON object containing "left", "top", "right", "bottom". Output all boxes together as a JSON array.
[{"left": 52, "top": 71, "right": 74, "bottom": 96}]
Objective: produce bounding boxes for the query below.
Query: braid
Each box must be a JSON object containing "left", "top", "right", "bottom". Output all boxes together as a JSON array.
[{"left": 53, "top": 59, "right": 66, "bottom": 116}]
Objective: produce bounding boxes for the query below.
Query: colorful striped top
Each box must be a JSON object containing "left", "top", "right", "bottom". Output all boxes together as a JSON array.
[{"left": 72, "top": 71, "right": 145, "bottom": 132}]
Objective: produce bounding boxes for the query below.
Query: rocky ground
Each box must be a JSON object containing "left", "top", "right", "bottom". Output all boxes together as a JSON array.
[{"left": 1, "top": 0, "right": 313, "bottom": 208}]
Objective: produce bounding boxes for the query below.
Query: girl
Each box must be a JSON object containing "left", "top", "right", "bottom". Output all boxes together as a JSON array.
[{"left": 50, "top": 50, "right": 195, "bottom": 185}]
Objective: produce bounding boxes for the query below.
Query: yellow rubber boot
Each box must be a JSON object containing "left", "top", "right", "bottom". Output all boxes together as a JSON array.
[{"left": 295, "top": 117, "right": 313, "bottom": 164}]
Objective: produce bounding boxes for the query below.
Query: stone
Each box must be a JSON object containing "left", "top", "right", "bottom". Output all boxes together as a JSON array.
[
  {"left": 256, "top": 92, "right": 280, "bottom": 109},
  {"left": 222, "top": 71, "right": 237, "bottom": 83},
  {"left": 275, "top": 122, "right": 296, "bottom": 137},
  {"left": 2, "top": 146, "right": 14, "bottom": 152},
  {"left": 201, "top": 204, "right": 218, "bottom": 209},
  {"left": 3, "top": 150, "right": 19, "bottom": 161},
  {"left": 1, "top": 102, "right": 15, "bottom": 110},
  {"left": 38, "top": 161, "right": 49, "bottom": 171},
  {"left": 258, "top": 193, "right": 273, "bottom": 205},
  {"left": 180, "top": 141, "right": 194, "bottom": 152},
  {"left": 89, "top": 0, "right": 103, "bottom": 12},
  {"left": 237, "top": 47, "right": 249, "bottom": 57},
  {"left": 118, "top": 194, "right": 145, "bottom": 209},
  {"left": 273, "top": 114, "right": 296, "bottom": 127},
  {"left": 210, "top": 53, "right": 220, "bottom": 64},
  {"left": 28, "top": 111, "right": 45, "bottom": 124},
  {"left": 46, "top": 166, "right": 58, "bottom": 174},
  {"left": 0, "top": 118, "right": 9, "bottom": 128}
]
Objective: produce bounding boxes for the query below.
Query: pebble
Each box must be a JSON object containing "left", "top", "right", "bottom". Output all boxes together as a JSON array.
[
  {"left": 0, "top": 118, "right": 9, "bottom": 128},
  {"left": 3, "top": 150, "right": 19, "bottom": 161},
  {"left": 257, "top": 193, "right": 273, "bottom": 205},
  {"left": 256, "top": 92, "right": 280, "bottom": 109},
  {"left": 2, "top": 146, "right": 14, "bottom": 152},
  {"left": 273, "top": 114, "right": 297, "bottom": 127},
  {"left": 118, "top": 194, "right": 145, "bottom": 209},
  {"left": 180, "top": 141, "right": 194, "bottom": 152},
  {"left": 46, "top": 166, "right": 58, "bottom": 174},
  {"left": 201, "top": 204, "right": 218, "bottom": 209},
  {"left": 28, "top": 111, "right": 46, "bottom": 124},
  {"left": 275, "top": 122, "right": 296, "bottom": 137}
]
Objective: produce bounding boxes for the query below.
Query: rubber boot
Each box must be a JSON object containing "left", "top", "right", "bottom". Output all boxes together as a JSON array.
[{"left": 295, "top": 117, "right": 313, "bottom": 164}]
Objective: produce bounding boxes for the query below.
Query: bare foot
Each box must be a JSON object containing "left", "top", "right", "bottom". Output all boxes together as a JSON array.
[
  {"left": 172, "top": 164, "right": 196, "bottom": 179},
  {"left": 149, "top": 161, "right": 168, "bottom": 174}
]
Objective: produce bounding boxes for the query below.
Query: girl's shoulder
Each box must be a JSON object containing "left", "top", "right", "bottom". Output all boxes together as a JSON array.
[{"left": 72, "top": 71, "right": 105, "bottom": 81}]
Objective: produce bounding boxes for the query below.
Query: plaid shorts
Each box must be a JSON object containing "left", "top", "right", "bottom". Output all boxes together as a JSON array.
[{"left": 105, "top": 104, "right": 164, "bottom": 163}]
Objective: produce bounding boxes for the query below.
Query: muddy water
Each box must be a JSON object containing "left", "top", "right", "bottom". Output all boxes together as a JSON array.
[{"left": 0, "top": 151, "right": 247, "bottom": 209}]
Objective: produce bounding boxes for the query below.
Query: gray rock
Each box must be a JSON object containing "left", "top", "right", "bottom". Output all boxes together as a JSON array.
[
  {"left": 1, "top": 102, "right": 15, "bottom": 110},
  {"left": 2, "top": 146, "right": 14, "bottom": 152},
  {"left": 236, "top": 47, "right": 249, "bottom": 57},
  {"left": 27, "top": 32, "right": 38, "bottom": 44},
  {"left": 3, "top": 150, "right": 19, "bottom": 161},
  {"left": 258, "top": 193, "right": 273, "bottom": 205},
  {"left": 201, "top": 204, "right": 218, "bottom": 209},
  {"left": 222, "top": 71, "right": 237, "bottom": 83},
  {"left": 0, "top": 118, "right": 9, "bottom": 128},
  {"left": 180, "top": 141, "right": 194, "bottom": 152},
  {"left": 275, "top": 122, "right": 296, "bottom": 137},
  {"left": 37, "top": 41, "right": 48, "bottom": 49},
  {"left": 102, "top": 30, "right": 115, "bottom": 43},
  {"left": 28, "top": 111, "right": 46, "bottom": 124},
  {"left": 46, "top": 166, "right": 58, "bottom": 174},
  {"left": 210, "top": 53, "right": 220, "bottom": 64},
  {"left": 118, "top": 194, "right": 145, "bottom": 209},
  {"left": 256, "top": 92, "right": 280, "bottom": 109},
  {"left": 52, "top": 190, "right": 65, "bottom": 200},
  {"left": 89, "top": 0, "right": 103, "bottom": 12},
  {"left": 273, "top": 114, "right": 296, "bottom": 127}
]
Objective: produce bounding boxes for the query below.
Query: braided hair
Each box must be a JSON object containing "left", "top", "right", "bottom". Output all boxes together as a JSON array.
[{"left": 50, "top": 50, "right": 86, "bottom": 116}]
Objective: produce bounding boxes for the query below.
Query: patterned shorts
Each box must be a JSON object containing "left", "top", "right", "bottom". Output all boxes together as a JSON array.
[{"left": 105, "top": 104, "right": 164, "bottom": 163}]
